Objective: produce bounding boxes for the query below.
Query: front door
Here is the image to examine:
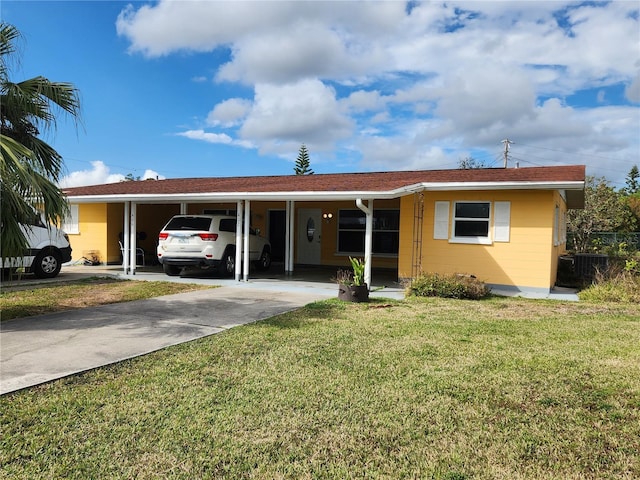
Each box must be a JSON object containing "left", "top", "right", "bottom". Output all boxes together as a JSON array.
[
  {"left": 297, "top": 208, "right": 322, "bottom": 265},
  {"left": 268, "top": 210, "right": 286, "bottom": 262}
]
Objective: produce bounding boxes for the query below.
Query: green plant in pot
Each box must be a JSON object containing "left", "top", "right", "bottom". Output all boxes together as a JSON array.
[{"left": 337, "top": 257, "right": 369, "bottom": 302}]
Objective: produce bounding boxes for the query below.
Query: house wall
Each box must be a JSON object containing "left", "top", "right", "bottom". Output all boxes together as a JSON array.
[
  {"left": 106, "top": 203, "right": 123, "bottom": 263},
  {"left": 69, "top": 203, "right": 109, "bottom": 263},
  {"left": 398, "top": 190, "right": 559, "bottom": 290}
]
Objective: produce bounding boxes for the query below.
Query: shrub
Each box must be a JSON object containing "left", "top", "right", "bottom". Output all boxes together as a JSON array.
[
  {"left": 579, "top": 269, "right": 640, "bottom": 303},
  {"left": 406, "top": 272, "right": 491, "bottom": 300}
]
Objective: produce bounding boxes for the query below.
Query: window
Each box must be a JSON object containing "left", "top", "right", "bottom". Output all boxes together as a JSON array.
[
  {"left": 434, "top": 201, "right": 511, "bottom": 245},
  {"left": 337, "top": 209, "right": 399, "bottom": 255},
  {"left": 554, "top": 205, "right": 566, "bottom": 246},
  {"left": 453, "top": 202, "right": 490, "bottom": 242},
  {"left": 62, "top": 204, "right": 79, "bottom": 234}
]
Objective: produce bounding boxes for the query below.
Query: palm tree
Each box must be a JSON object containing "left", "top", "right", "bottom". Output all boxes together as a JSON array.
[{"left": 1, "top": 22, "right": 81, "bottom": 260}]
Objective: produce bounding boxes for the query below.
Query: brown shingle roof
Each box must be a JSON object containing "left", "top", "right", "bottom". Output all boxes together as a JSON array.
[{"left": 63, "top": 165, "right": 585, "bottom": 197}]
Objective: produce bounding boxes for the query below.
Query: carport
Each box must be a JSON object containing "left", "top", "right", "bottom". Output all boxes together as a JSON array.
[
  {"left": 122, "top": 198, "right": 376, "bottom": 283},
  {"left": 63, "top": 172, "right": 419, "bottom": 286}
]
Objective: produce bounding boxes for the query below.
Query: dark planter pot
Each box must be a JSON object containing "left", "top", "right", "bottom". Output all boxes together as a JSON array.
[{"left": 338, "top": 283, "right": 369, "bottom": 303}]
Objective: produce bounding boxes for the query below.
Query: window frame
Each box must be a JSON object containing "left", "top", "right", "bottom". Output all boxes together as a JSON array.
[
  {"left": 337, "top": 208, "right": 400, "bottom": 256},
  {"left": 450, "top": 201, "right": 492, "bottom": 245}
]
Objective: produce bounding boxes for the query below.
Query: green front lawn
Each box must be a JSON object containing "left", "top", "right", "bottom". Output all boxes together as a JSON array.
[
  {"left": 1, "top": 297, "right": 639, "bottom": 479},
  {"left": 0, "top": 277, "right": 213, "bottom": 321}
]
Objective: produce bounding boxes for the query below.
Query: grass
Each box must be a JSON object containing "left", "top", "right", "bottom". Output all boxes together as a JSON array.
[
  {"left": 0, "top": 277, "right": 214, "bottom": 321},
  {"left": 1, "top": 296, "right": 639, "bottom": 479},
  {"left": 579, "top": 271, "right": 640, "bottom": 303}
]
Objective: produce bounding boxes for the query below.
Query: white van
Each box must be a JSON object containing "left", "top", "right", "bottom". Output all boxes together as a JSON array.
[{"left": 2, "top": 215, "right": 72, "bottom": 278}]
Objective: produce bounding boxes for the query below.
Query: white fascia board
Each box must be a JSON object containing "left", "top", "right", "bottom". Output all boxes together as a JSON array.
[
  {"left": 420, "top": 180, "right": 585, "bottom": 191},
  {"left": 65, "top": 190, "right": 400, "bottom": 204}
]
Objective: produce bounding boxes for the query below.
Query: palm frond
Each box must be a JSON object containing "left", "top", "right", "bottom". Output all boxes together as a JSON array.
[{"left": 0, "top": 22, "right": 79, "bottom": 261}]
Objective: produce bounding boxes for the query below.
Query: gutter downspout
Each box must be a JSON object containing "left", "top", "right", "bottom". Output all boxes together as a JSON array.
[{"left": 356, "top": 198, "right": 373, "bottom": 289}]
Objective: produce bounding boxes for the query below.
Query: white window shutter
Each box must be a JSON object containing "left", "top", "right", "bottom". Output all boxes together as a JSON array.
[
  {"left": 494, "top": 201, "right": 510, "bottom": 242},
  {"left": 62, "top": 204, "right": 80, "bottom": 234},
  {"left": 434, "top": 201, "right": 450, "bottom": 240}
]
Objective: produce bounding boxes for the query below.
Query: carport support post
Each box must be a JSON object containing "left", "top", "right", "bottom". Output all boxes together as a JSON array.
[
  {"left": 123, "top": 202, "right": 130, "bottom": 275},
  {"left": 285, "top": 200, "right": 295, "bottom": 275},
  {"left": 235, "top": 201, "right": 243, "bottom": 282},
  {"left": 129, "top": 202, "right": 138, "bottom": 275},
  {"left": 356, "top": 198, "right": 373, "bottom": 288},
  {"left": 243, "top": 200, "right": 251, "bottom": 281}
]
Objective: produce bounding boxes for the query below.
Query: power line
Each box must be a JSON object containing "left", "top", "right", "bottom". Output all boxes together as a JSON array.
[{"left": 516, "top": 142, "right": 634, "bottom": 163}]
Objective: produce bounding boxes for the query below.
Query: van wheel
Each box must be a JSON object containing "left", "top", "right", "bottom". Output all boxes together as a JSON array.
[
  {"left": 256, "top": 248, "right": 272, "bottom": 271},
  {"left": 32, "top": 248, "right": 62, "bottom": 278},
  {"left": 163, "top": 264, "right": 182, "bottom": 276},
  {"left": 219, "top": 250, "right": 235, "bottom": 277}
]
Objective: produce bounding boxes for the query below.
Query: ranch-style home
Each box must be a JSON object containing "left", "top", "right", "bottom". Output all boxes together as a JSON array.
[{"left": 62, "top": 164, "right": 585, "bottom": 294}]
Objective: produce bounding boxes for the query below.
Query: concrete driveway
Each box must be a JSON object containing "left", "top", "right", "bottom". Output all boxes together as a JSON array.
[{"left": 1, "top": 284, "right": 336, "bottom": 395}]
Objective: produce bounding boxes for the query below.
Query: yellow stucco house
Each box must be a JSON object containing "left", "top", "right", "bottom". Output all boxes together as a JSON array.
[{"left": 62, "top": 165, "right": 585, "bottom": 294}]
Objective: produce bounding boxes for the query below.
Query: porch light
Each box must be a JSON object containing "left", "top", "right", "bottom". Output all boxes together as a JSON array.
[{"left": 322, "top": 212, "right": 333, "bottom": 222}]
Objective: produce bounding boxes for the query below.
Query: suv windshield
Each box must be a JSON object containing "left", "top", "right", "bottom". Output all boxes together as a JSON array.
[{"left": 164, "top": 217, "right": 212, "bottom": 231}]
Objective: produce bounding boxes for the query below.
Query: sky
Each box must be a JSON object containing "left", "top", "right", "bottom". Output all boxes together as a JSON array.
[{"left": 3, "top": 1, "right": 639, "bottom": 189}]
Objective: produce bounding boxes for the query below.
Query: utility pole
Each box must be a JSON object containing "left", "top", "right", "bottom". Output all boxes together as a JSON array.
[{"left": 501, "top": 138, "right": 513, "bottom": 168}]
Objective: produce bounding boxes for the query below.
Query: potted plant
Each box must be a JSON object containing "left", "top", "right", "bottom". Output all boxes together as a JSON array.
[{"left": 337, "top": 257, "right": 369, "bottom": 302}]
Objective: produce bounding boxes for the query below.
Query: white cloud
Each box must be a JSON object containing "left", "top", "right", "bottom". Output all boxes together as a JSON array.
[
  {"left": 358, "top": 136, "right": 451, "bottom": 171},
  {"left": 343, "top": 90, "right": 386, "bottom": 112},
  {"left": 118, "top": 1, "right": 640, "bottom": 184},
  {"left": 176, "top": 129, "right": 254, "bottom": 150},
  {"left": 142, "top": 170, "right": 166, "bottom": 181},
  {"left": 177, "top": 130, "right": 233, "bottom": 144},
  {"left": 626, "top": 72, "right": 640, "bottom": 103},
  {"left": 206, "top": 98, "right": 252, "bottom": 127},
  {"left": 240, "top": 79, "right": 353, "bottom": 150},
  {"left": 59, "top": 161, "right": 126, "bottom": 188},
  {"left": 59, "top": 161, "right": 167, "bottom": 188}
]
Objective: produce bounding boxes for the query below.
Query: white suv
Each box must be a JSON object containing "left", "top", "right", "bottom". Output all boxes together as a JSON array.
[{"left": 157, "top": 215, "right": 272, "bottom": 277}]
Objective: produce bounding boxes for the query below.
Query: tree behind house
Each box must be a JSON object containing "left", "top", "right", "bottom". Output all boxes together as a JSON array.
[
  {"left": 294, "top": 144, "right": 314, "bottom": 175},
  {"left": 567, "top": 176, "right": 638, "bottom": 252},
  {"left": 458, "top": 156, "right": 492, "bottom": 169},
  {"left": 624, "top": 165, "right": 639, "bottom": 195}
]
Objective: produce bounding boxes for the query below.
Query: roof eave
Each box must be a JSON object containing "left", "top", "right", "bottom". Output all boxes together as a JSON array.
[
  {"left": 420, "top": 180, "right": 585, "bottom": 191},
  {"left": 64, "top": 180, "right": 584, "bottom": 204},
  {"left": 64, "top": 190, "right": 405, "bottom": 203}
]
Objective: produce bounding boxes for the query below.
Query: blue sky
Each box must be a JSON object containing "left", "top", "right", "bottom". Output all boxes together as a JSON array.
[{"left": 3, "top": 1, "right": 639, "bottom": 189}]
